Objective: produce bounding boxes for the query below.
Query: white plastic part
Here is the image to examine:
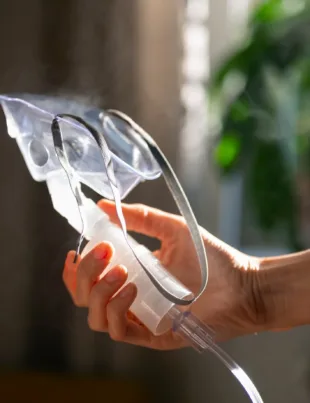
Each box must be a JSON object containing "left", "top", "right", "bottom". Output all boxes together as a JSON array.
[{"left": 81, "top": 215, "right": 193, "bottom": 335}]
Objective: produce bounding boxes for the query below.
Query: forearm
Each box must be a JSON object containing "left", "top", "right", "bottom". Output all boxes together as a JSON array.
[{"left": 258, "top": 249, "right": 310, "bottom": 330}]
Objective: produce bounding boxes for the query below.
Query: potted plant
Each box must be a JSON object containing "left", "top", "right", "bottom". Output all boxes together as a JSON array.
[{"left": 210, "top": 0, "right": 310, "bottom": 250}]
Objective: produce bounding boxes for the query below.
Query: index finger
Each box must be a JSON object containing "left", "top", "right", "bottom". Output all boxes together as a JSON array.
[{"left": 98, "top": 200, "right": 177, "bottom": 241}]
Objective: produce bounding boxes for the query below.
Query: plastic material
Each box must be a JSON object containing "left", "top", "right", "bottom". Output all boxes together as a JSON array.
[
  {"left": 0, "top": 94, "right": 161, "bottom": 199},
  {"left": 169, "top": 308, "right": 264, "bottom": 403}
]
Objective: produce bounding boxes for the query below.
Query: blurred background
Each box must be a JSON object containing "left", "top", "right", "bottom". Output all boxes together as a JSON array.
[{"left": 0, "top": 0, "right": 310, "bottom": 402}]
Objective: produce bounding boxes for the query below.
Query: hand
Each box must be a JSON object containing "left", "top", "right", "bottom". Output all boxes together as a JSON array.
[{"left": 63, "top": 200, "right": 266, "bottom": 351}]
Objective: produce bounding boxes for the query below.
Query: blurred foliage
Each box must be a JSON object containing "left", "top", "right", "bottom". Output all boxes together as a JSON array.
[{"left": 210, "top": 0, "right": 310, "bottom": 250}]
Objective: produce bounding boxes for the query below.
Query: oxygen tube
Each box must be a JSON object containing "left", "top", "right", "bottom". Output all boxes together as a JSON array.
[{"left": 51, "top": 112, "right": 264, "bottom": 403}]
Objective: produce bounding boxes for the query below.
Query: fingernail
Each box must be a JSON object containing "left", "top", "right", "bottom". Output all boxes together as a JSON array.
[
  {"left": 105, "top": 269, "right": 121, "bottom": 284},
  {"left": 120, "top": 284, "right": 134, "bottom": 298},
  {"left": 93, "top": 244, "right": 109, "bottom": 260}
]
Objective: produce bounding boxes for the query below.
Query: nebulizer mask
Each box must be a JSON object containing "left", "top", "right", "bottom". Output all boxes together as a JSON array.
[{"left": 0, "top": 94, "right": 263, "bottom": 402}]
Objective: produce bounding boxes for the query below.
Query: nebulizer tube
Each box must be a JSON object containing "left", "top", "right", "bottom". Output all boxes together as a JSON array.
[{"left": 0, "top": 95, "right": 264, "bottom": 403}]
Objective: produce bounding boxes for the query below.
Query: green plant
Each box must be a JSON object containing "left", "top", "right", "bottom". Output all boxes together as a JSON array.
[{"left": 210, "top": 0, "right": 310, "bottom": 250}]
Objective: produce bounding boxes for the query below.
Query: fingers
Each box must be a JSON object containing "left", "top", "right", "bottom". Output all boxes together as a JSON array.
[
  {"left": 98, "top": 199, "right": 177, "bottom": 240},
  {"left": 106, "top": 283, "right": 137, "bottom": 340},
  {"left": 63, "top": 240, "right": 156, "bottom": 347},
  {"left": 75, "top": 242, "right": 114, "bottom": 307},
  {"left": 88, "top": 265, "right": 129, "bottom": 331},
  {"left": 88, "top": 276, "right": 151, "bottom": 345}
]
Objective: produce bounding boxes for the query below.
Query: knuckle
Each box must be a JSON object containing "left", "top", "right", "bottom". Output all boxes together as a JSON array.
[
  {"left": 89, "top": 283, "right": 105, "bottom": 306},
  {"left": 74, "top": 297, "right": 86, "bottom": 308},
  {"left": 87, "top": 315, "right": 101, "bottom": 332},
  {"left": 106, "top": 304, "right": 127, "bottom": 341},
  {"left": 106, "top": 302, "right": 116, "bottom": 321},
  {"left": 87, "top": 315, "right": 95, "bottom": 330},
  {"left": 132, "top": 203, "right": 146, "bottom": 210},
  {"left": 109, "top": 330, "right": 124, "bottom": 342},
  {"left": 132, "top": 203, "right": 149, "bottom": 217},
  {"left": 78, "top": 261, "right": 100, "bottom": 283},
  {"left": 135, "top": 205, "right": 154, "bottom": 229},
  {"left": 77, "top": 263, "right": 89, "bottom": 281}
]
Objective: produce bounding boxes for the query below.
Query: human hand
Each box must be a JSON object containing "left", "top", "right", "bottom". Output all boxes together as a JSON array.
[{"left": 63, "top": 200, "right": 266, "bottom": 350}]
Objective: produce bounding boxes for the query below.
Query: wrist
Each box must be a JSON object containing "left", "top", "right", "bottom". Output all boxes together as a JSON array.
[{"left": 257, "top": 250, "right": 310, "bottom": 331}]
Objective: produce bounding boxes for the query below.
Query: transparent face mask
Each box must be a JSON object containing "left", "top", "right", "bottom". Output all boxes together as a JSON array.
[{"left": 0, "top": 94, "right": 161, "bottom": 199}]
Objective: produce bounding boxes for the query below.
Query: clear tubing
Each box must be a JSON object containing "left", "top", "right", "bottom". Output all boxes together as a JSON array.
[{"left": 169, "top": 307, "right": 264, "bottom": 403}]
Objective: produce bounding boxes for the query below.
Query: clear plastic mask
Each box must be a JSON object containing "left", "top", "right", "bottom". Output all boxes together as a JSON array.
[{"left": 0, "top": 94, "right": 161, "bottom": 199}]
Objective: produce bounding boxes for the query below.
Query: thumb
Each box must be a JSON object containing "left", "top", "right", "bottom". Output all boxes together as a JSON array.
[{"left": 98, "top": 199, "right": 177, "bottom": 241}]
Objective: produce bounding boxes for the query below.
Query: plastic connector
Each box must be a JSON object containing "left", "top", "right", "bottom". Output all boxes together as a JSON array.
[{"left": 169, "top": 307, "right": 215, "bottom": 353}]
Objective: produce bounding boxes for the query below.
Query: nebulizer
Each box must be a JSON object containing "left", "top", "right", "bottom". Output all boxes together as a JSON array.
[{"left": 0, "top": 94, "right": 264, "bottom": 402}]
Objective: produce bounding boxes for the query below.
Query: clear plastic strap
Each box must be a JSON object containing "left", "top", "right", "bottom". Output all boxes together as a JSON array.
[{"left": 51, "top": 112, "right": 208, "bottom": 306}]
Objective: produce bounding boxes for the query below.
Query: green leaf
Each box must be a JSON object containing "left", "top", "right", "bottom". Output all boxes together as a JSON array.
[
  {"left": 210, "top": 47, "right": 251, "bottom": 89},
  {"left": 230, "top": 99, "right": 250, "bottom": 122},
  {"left": 251, "top": 0, "right": 286, "bottom": 25},
  {"left": 214, "top": 133, "right": 241, "bottom": 169},
  {"left": 210, "top": 0, "right": 310, "bottom": 250}
]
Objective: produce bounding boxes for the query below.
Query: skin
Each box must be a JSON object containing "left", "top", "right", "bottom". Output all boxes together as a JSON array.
[{"left": 63, "top": 199, "right": 310, "bottom": 350}]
